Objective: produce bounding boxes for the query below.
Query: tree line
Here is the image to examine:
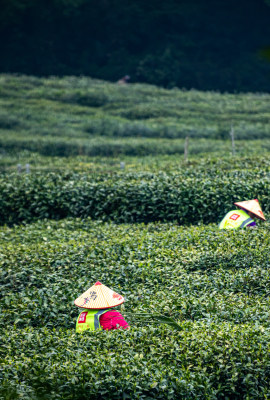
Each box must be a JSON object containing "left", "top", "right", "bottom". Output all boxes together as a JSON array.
[{"left": 1, "top": 0, "right": 270, "bottom": 92}]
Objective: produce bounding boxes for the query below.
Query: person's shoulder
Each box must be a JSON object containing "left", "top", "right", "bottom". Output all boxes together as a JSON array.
[{"left": 224, "top": 209, "right": 239, "bottom": 217}]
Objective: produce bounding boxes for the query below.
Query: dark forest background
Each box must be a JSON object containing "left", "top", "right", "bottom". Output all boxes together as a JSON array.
[{"left": 1, "top": 0, "right": 270, "bottom": 92}]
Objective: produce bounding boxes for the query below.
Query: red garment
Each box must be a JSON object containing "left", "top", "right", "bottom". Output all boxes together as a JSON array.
[{"left": 99, "top": 310, "right": 129, "bottom": 330}]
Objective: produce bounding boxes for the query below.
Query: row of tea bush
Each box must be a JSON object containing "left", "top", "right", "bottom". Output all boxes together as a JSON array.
[
  {"left": 1, "top": 74, "right": 270, "bottom": 141},
  {"left": 0, "top": 169, "right": 269, "bottom": 225},
  {"left": 1, "top": 218, "right": 270, "bottom": 398}
]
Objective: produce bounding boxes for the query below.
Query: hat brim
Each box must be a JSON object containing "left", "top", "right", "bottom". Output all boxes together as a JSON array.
[
  {"left": 74, "top": 281, "right": 125, "bottom": 309},
  {"left": 234, "top": 201, "right": 266, "bottom": 221}
]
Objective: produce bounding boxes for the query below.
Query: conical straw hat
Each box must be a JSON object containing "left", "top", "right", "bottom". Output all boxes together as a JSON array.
[
  {"left": 234, "top": 199, "right": 266, "bottom": 221},
  {"left": 74, "top": 281, "right": 124, "bottom": 309}
]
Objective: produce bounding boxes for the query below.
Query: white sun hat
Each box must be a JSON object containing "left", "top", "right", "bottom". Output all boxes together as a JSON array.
[
  {"left": 234, "top": 198, "right": 266, "bottom": 221},
  {"left": 74, "top": 281, "right": 124, "bottom": 309}
]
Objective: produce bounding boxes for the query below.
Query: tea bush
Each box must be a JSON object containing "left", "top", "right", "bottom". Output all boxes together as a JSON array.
[
  {"left": 1, "top": 219, "right": 270, "bottom": 399},
  {"left": 1, "top": 73, "right": 270, "bottom": 398},
  {"left": 0, "top": 134, "right": 214, "bottom": 158},
  {"left": 1, "top": 74, "right": 270, "bottom": 147},
  {"left": 0, "top": 168, "right": 269, "bottom": 225}
]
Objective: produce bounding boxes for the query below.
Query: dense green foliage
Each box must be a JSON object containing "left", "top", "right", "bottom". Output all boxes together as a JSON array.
[
  {"left": 1, "top": 0, "right": 270, "bottom": 92},
  {"left": 1, "top": 219, "right": 270, "bottom": 399},
  {"left": 1, "top": 158, "right": 270, "bottom": 225},
  {"left": 0, "top": 135, "right": 237, "bottom": 158},
  {"left": 1, "top": 73, "right": 270, "bottom": 398},
  {"left": 1, "top": 75, "right": 270, "bottom": 159}
]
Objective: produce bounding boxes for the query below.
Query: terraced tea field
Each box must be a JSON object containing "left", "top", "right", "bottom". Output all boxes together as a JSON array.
[
  {"left": 0, "top": 74, "right": 270, "bottom": 159},
  {"left": 1, "top": 75, "right": 270, "bottom": 399}
]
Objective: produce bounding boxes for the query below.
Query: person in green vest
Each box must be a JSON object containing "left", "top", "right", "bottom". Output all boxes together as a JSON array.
[
  {"left": 219, "top": 198, "right": 266, "bottom": 230},
  {"left": 74, "top": 281, "right": 129, "bottom": 332}
]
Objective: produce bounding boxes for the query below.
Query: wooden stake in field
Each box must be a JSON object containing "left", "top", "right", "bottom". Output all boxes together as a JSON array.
[
  {"left": 184, "top": 136, "right": 189, "bottom": 161},
  {"left": 230, "top": 125, "right": 235, "bottom": 156}
]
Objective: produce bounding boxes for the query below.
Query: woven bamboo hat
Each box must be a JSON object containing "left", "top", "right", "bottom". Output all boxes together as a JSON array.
[
  {"left": 234, "top": 199, "right": 266, "bottom": 221},
  {"left": 74, "top": 281, "right": 125, "bottom": 309}
]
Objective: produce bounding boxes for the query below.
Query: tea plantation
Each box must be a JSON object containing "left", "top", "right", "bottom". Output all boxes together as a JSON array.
[
  {"left": 1, "top": 219, "right": 270, "bottom": 399},
  {"left": 1, "top": 75, "right": 270, "bottom": 399},
  {"left": 1, "top": 74, "right": 270, "bottom": 158}
]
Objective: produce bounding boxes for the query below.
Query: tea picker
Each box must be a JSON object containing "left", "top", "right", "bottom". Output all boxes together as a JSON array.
[
  {"left": 219, "top": 198, "right": 266, "bottom": 230},
  {"left": 74, "top": 281, "right": 129, "bottom": 332}
]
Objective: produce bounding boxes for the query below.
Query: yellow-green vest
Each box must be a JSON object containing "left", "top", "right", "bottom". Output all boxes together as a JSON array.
[
  {"left": 219, "top": 209, "right": 254, "bottom": 230},
  {"left": 76, "top": 308, "right": 112, "bottom": 333}
]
